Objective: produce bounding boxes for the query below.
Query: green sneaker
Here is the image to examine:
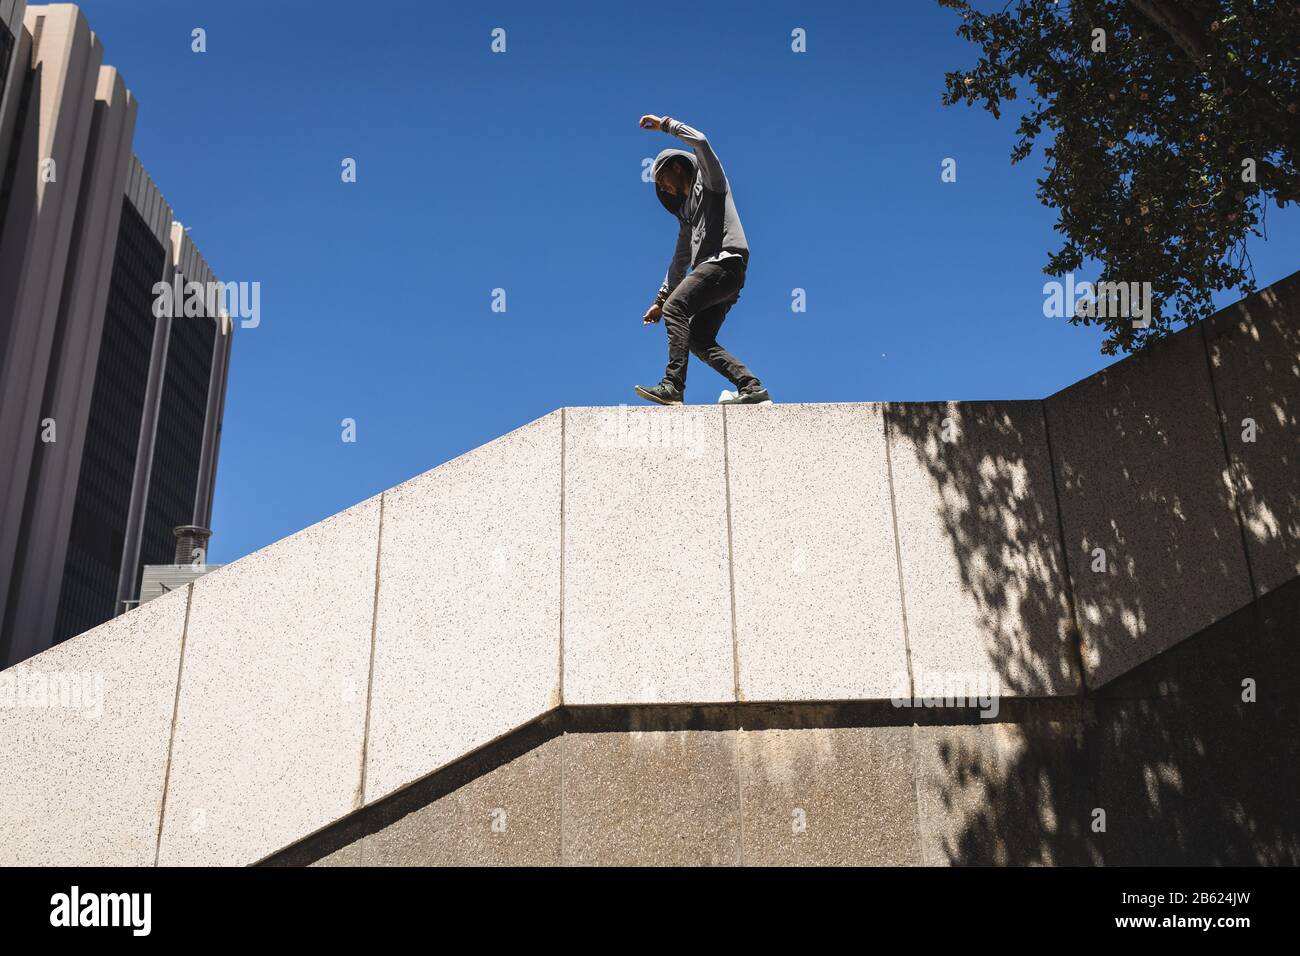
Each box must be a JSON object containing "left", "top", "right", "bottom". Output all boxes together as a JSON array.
[{"left": 634, "top": 381, "right": 684, "bottom": 406}]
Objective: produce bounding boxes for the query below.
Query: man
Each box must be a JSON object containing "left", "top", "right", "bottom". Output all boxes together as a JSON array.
[{"left": 635, "top": 114, "right": 771, "bottom": 406}]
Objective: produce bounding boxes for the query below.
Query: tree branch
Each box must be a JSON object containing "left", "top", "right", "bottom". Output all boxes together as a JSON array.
[{"left": 1128, "top": 0, "right": 1211, "bottom": 68}]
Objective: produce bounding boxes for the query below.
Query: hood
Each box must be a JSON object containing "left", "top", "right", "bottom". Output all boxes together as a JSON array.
[{"left": 651, "top": 148, "right": 696, "bottom": 216}]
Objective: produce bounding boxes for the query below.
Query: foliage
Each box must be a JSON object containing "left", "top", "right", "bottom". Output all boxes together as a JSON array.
[{"left": 940, "top": 0, "right": 1300, "bottom": 352}]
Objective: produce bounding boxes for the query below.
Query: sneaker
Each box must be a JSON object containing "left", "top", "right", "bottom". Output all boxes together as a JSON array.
[
  {"left": 720, "top": 386, "right": 771, "bottom": 405},
  {"left": 634, "top": 380, "right": 684, "bottom": 405}
]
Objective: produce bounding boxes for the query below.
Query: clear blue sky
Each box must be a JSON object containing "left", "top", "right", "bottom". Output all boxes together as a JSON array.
[{"left": 75, "top": 0, "right": 1300, "bottom": 564}]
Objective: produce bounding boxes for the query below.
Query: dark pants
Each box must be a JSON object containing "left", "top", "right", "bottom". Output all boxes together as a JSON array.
[{"left": 661, "top": 256, "right": 760, "bottom": 393}]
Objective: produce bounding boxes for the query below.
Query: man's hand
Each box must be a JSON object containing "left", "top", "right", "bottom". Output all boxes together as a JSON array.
[
  {"left": 639, "top": 114, "right": 666, "bottom": 131},
  {"left": 642, "top": 303, "right": 663, "bottom": 324}
]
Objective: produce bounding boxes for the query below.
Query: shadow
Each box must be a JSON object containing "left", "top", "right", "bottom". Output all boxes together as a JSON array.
[
  {"left": 1205, "top": 272, "right": 1300, "bottom": 595},
  {"left": 886, "top": 399, "right": 1082, "bottom": 697},
  {"left": 262, "top": 711, "right": 567, "bottom": 867},
  {"left": 883, "top": 271, "right": 1298, "bottom": 863},
  {"left": 926, "top": 573, "right": 1300, "bottom": 866},
  {"left": 1045, "top": 325, "right": 1255, "bottom": 687},
  {"left": 268, "top": 608, "right": 1298, "bottom": 867}
]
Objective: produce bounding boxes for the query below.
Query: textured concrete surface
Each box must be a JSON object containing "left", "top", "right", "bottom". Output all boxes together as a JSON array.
[
  {"left": 726, "top": 404, "right": 907, "bottom": 701},
  {"left": 360, "top": 737, "right": 563, "bottom": 866},
  {"left": 562, "top": 729, "right": 740, "bottom": 865},
  {"left": 1045, "top": 327, "right": 1253, "bottom": 689},
  {"left": 156, "top": 498, "right": 380, "bottom": 866},
  {"left": 364, "top": 413, "right": 562, "bottom": 804},
  {"left": 888, "top": 402, "right": 1079, "bottom": 697},
  {"left": 1095, "top": 695, "right": 1298, "bottom": 865},
  {"left": 738, "top": 726, "right": 920, "bottom": 865},
  {"left": 562, "top": 406, "right": 734, "bottom": 705},
  {"left": 1092, "top": 568, "right": 1300, "bottom": 703},
  {"left": 287, "top": 700, "right": 1297, "bottom": 867},
  {"left": 1204, "top": 273, "right": 1300, "bottom": 595},
  {"left": 275, "top": 572, "right": 1300, "bottom": 868},
  {"left": 7, "top": 270, "right": 1300, "bottom": 865},
  {"left": 913, "top": 720, "right": 1095, "bottom": 866},
  {"left": 0, "top": 585, "right": 188, "bottom": 866},
  {"left": 1093, "top": 572, "right": 1300, "bottom": 865},
  {"left": 310, "top": 843, "right": 363, "bottom": 866}
]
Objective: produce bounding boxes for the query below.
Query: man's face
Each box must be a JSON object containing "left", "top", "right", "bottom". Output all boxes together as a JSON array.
[{"left": 656, "top": 161, "right": 692, "bottom": 197}]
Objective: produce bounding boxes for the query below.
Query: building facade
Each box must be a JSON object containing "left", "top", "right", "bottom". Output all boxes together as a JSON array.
[{"left": 0, "top": 3, "right": 231, "bottom": 667}]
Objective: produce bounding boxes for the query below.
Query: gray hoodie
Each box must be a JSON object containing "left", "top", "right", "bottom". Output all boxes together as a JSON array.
[{"left": 650, "top": 119, "right": 749, "bottom": 305}]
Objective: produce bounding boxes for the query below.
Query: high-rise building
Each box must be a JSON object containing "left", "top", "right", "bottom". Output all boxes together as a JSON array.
[
  {"left": 0, "top": 4, "right": 23, "bottom": 146},
  {"left": 0, "top": 3, "right": 231, "bottom": 667}
]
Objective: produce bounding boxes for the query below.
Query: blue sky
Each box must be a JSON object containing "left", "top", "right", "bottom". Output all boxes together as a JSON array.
[{"left": 75, "top": 0, "right": 1300, "bottom": 564}]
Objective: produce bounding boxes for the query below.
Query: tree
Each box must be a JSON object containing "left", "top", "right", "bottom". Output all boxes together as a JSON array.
[{"left": 940, "top": 0, "right": 1300, "bottom": 353}]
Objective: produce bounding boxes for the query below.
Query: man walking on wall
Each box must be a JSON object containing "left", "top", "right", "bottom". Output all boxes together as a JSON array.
[{"left": 636, "top": 114, "right": 771, "bottom": 406}]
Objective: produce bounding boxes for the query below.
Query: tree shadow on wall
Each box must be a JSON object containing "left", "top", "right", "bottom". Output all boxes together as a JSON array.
[
  {"left": 1206, "top": 274, "right": 1300, "bottom": 595},
  {"left": 888, "top": 399, "right": 1080, "bottom": 698},
  {"left": 886, "top": 277, "right": 1300, "bottom": 863},
  {"left": 922, "top": 586, "right": 1299, "bottom": 865}
]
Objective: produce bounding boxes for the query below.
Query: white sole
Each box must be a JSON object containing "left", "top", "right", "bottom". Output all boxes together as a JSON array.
[{"left": 634, "top": 386, "right": 682, "bottom": 406}]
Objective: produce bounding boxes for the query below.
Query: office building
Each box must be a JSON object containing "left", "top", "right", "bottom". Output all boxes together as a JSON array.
[{"left": 0, "top": 3, "right": 231, "bottom": 666}]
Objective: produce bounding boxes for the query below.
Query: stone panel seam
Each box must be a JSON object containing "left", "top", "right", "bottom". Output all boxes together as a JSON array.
[
  {"left": 882, "top": 404, "right": 915, "bottom": 699},
  {"left": 908, "top": 722, "right": 927, "bottom": 866},
  {"left": 356, "top": 492, "right": 387, "bottom": 810},
  {"left": 721, "top": 406, "right": 741, "bottom": 702},
  {"left": 1198, "top": 319, "right": 1259, "bottom": 602},
  {"left": 558, "top": 408, "right": 566, "bottom": 705},
  {"left": 559, "top": 727, "right": 568, "bottom": 866},
  {"left": 734, "top": 726, "right": 744, "bottom": 866},
  {"left": 152, "top": 581, "right": 193, "bottom": 867},
  {"left": 1039, "top": 399, "right": 1089, "bottom": 696},
  {"left": 559, "top": 409, "right": 567, "bottom": 866}
]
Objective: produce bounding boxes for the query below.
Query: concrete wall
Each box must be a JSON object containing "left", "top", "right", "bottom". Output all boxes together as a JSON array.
[
  {"left": 0, "top": 270, "right": 1295, "bottom": 864},
  {"left": 728, "top": 403, "right": 906, "bottom": 702},
  {"left": 296, "top": 569, "right": 1298, "bottom": 867},
  {"left": 1203, "top": 271, "right": 1300, "bottom": 594},
  {"left": 156, "top": 496, "right": 381, "bottom": 866},
  {"left": 0, "top": 584, "right": 187, "bottom": 865},
  {"left": 886, "top": 400, "right": 1080, "bottom": 697},
  {"left": 1046, "top": 319, "right": 1254, "bottom": 688},
  {"left": 365, "top": 412, "right": 561, "bottom": 805},
  {"left": 300, "top": 719, "right": 1067, "bottom": 867},
  {"left": 296, "top": 558, "right": 1298, "bottom": 867}
]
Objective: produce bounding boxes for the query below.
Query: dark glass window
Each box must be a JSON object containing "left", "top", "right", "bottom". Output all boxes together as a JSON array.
[
  {"left": 138, "top": 277, "right": 217, "bottom": 583},
  {"left": 0, "top": 22, "right": 14, "bottom": 107},
  {"left": 0, "top": 21, "right": 28, "bottom": 241},
  {"left": 53, "top": 199, "right": 166, "bottom": 644}
]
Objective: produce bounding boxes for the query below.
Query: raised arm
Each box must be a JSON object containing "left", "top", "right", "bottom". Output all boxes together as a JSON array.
[{"left": 640, "top": 114, "right": 726, "bottom": 191}]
